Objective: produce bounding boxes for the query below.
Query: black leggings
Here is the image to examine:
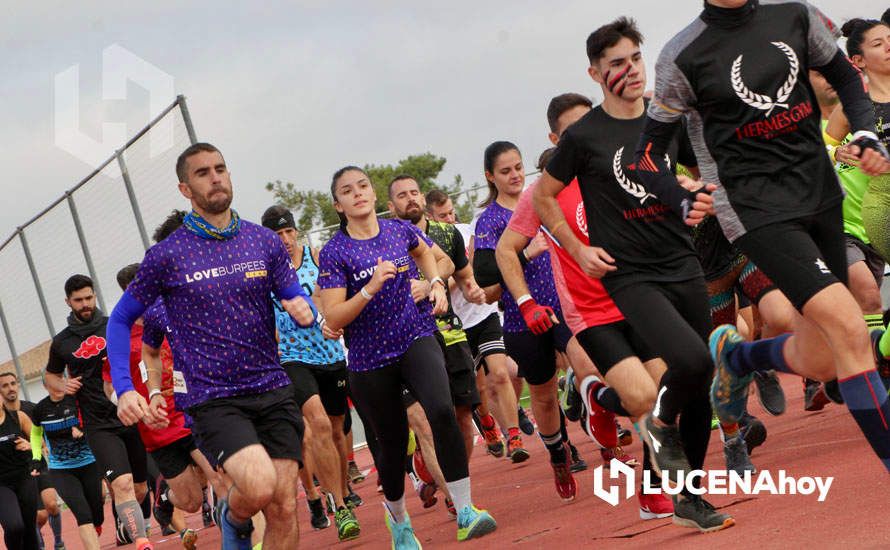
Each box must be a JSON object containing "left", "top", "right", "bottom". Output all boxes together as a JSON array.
[
  {"left": 50, "top": 462, "right": 104, "bottom": 527},
  {"left": 609, "top": 278, "right": 714, "bottom": 470},
  {"left": 0, "top": 476, "right": 39, "bottom": 550},
  {"left": 349, "top": 335, "right": 467, "bottom": 502}
]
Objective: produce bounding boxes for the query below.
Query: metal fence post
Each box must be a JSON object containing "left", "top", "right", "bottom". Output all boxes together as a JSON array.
[
  {"left": 117, "top": 151, "right": 151, "bottom": 251},
  {"left": 66, "top": 194, "right": 106, "bottom": 312},
  {"left": 19, "top": 230, "right": 56, "bottom": 337},
  {"left": 178, "top": 95, "right": 198, "bottom": 145},
  {"left": 0, "top": 299, "right": 30, "bottom": 400}
]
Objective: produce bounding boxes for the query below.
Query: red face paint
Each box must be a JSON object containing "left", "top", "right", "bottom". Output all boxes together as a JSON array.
[{"left": 606, "top": 63, "right": 632, "bottom": 97}]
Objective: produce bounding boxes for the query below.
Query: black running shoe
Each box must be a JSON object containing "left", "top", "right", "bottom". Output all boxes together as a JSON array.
[
  {"left": 739, "top": 412, "right": 767, "bottom": 455},
  {"left": 152, "top": 478, "right": 174, "bottom": 530},
  {"left": 804, "top": 378, "right": 829, "bottom": 411},
  {"left": 562, "top": 370, "right": 583, "bottom": 422},
  {"left": 672, "top": 495, "right": 734, "bottom": 533},
  {"left": 824, "top": 379, "right": 844, "bottom": 404},
  {"left": 518, "top": 407, "right": 535, "bottom": 436},
  {"left": 753, "top": 370, "right": 785, "bottom": 416},
  {"left": 345, "top": 487, "right": 363, "bottom": 508},
  {"left": 568, "top": 443, "right": 587, "bottom": 473},
  {"left": 308, "top": 497, "right": 331, "bottom": 530},
  {"left": 641, "top": 415, "right": 690, "bottom": 484}
]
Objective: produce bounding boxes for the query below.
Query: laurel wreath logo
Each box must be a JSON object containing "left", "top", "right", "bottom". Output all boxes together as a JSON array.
[
  {"left": 731, "top": 41, "right": 799, "bottom": 117},
  {"left": 613, "top": 146, "right": 667, "bottom": 205},
  {"left": 575, "top": 201, "right": 588, "bottom": 238}
]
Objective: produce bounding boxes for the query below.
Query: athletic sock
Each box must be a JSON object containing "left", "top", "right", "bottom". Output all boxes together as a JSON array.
[
  {"left": 595, "top": 386, "right": 631, "bottom": 417},
  {"left": 838, "top": 370, "right": 890, "bottom": 471},
  {"left": 115, "top": 499, "right": 148, "bottom": 540},
  {"left": 720, "top": 422, "right": 740, "bottom": 440},
  {"left": 558, "top": 408, "right": 569, "bottom": 443},
  {"left": 479, "top": 413, "right": 496, "bottom": 431},
  {"left": 879, "top": 330, "right": 890, "bottom": 359},
  {"left": 539, "top": 429, "right": 566, "bottom": 464},
  {"left": 866, "top": 313, "right": 884, "bottom": 331},
  {"left": 727, "top": 333, "right": 793, "bottom": 376},
  {"left": 384, "top": 496, "right": 407, "bottom": 523},
  {"left": 445, "top": 477, "right": 472, "bottom": 512},
  {"left": 507, "top": 427, "right": 521, "bottom": 440},
  {"left": 49, "top": 512, "right": 63, "bottom": 545}
]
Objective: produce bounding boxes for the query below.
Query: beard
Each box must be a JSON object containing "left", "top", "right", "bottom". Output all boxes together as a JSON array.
[
  {"left": 74, "top": 307, "right": 94, "bottom": 322},
  {"left": 195, "top": 188, "right": 233, "bottom": 215},
  {"left": 400, "top": 204, "right": 424, "bottom": 224}
]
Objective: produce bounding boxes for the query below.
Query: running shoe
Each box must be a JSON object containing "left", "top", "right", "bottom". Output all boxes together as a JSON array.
[
  {"left": 445, "top": 497, "right": 456, "bottom": 519},
  {"left": 384, "top": 507, "right": 422, "bottom": 550},
  {"left": 579, "top": 376, "right": 618, "bottom": 448},
  {"left": 115, "top": 518, "right": 132, "bottom": 547},
  {"left": 562, "top": 368, "right": 583, "bottom": 422},
  {"left": 600, "top": 446, "right": 639, "bottom": 467},
  {"left": 739, "top": 412, "right": 767, "bottom": 455},
  {"left": 335, "top": 507, "right": 361, "bottom": 542},
  {"left": 345, "top": 486, "right": 363, "bottom": 508},
  {"left": 54, "top": 543, "right": 66, "bottom": 550},
  {"left": 709, "top": 324, "right": 753, "bottom": 424},
  {"left": 617, "top": 421, "right": 633, "bottom": 446},
  {"left": 723, "top": 435, "right": 756, "bottom": 475},
  {"left": 507, "top": 435, "right": 530, "bottom": 463},
  {"left": 803, "top": 378, "right": 829, "bottom": 411},
  {"left": 180, "top": 529, "right": 198, "bottom": 550},
  {"left": 162, "top": 525, "right": 176, "bottom": 536},
  {"left": 872, "top": 329, "right": 890, "bottom": 377},
  {"left": 153, "top": 478, "right": 174, "bottom": 530},
  {"left": 753, "top": 370, "right": 786, "bottom": 416},
  {"left": 638, "top": 491, "right": 673, "bottom": 520},
  {"left": 518, "top": 407, "right": 535, "bottom": 436},
  {"left": 323, "top": 491, "right": 337, "bottom": 516},
  {"left": 135, "top": 538, "right": 154, "bottom": 550},
  {"left": 824, "top": 379, "right": 844, "bottom": 404},
  {"left": 307, "top": 497, "right": 330, "bottom": 530},
  {"left": 219, "top": 500, "right": 254, "bottom": 550},
  {"left": 671, "top": 495, "right": 734, "bottom": 533},
  {"left": 412, "top": 447, "right": 435, "bottom": 485},
  {"left": 550, "top": 444, "right": 578, "bottom": 502},
  {"left": 711, "top": 413, "right": 719, "bottom": 430},
  {"left": 480, "top": 417, "right": 506, "bottom": 458},
  {"left": 348, "top": 460, "right": 366, "bottom": 484},
  {"left": 416, "top": 481, "right": 438, "bottom": 508},
  {"left": 456, "top": 505, "right": 497, "bottom": 541},
  {"left": 569, "top": 443, "right": 588, "bottom": 473},
  {"left": 641, "top": 415, "right": 689, "bottom": 484}
]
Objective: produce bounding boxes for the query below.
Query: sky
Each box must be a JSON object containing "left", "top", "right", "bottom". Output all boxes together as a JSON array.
[{"left": 2, "top": 0, "right": 874, "bottom": 240}]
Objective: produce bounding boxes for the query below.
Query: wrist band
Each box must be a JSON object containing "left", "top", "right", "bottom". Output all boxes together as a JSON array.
[
  {"left": 360, "top": 287, "right": 374, "bottom": 300},
  {"left": 149, "top": 389, "right": 162, "bottom": 400},
  {"left": 430, "top": 276, "right": 445, "bottom": 288},
  {"left": 516, "top": 294, "right": 533, "bottom": 306}
]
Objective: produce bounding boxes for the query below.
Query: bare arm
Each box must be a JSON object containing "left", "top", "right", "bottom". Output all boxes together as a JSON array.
[
  {"left": 141, "top": 343, "right": 163, "bottom": 395},
  {"left": 320, "top": 257, "right": 398, "bottom": 331},
  {"left": 494, "top": 228, "right": 533, "bottom": 301}
]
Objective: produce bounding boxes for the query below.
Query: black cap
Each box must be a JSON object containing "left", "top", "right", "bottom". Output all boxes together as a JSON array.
[{"left": 261, "top": 206, "right": 296, "bottom": 231}]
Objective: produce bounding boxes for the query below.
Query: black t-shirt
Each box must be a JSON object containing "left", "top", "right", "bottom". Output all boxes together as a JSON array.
[
  {"left": 546, "top": 104, "right": 702, "bottom": 292},
  {"left": 647, "top": 0, "right": 843, "bottom": 242},
  {"left": 0, "top": 408, "right": 29, "bottom": 485},
  {"left": 45, "top": 314, "right": 120, "bottom": 431},
  {"left": 32, "top": 395, "right": 94, "bottom": 469}
]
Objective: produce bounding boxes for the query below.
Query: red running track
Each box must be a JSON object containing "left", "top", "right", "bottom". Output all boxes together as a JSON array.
[{"left": 50, "top": 375, "right": 888, "bottom": 549}]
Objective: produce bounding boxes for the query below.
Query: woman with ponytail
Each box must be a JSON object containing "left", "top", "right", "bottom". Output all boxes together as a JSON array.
[{"left": 317, "top": 166, "right": 496, "bottom": 548}]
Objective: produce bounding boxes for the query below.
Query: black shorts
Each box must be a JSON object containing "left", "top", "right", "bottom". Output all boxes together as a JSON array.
[
  {"left": 845, "top": 233, "right": 886, "bottom": 286},
  {"left": 282, "top": 360, "right": 349, "bottom": 417},
  {"left": 36, "top": 464, "right": 52, "bottom": 494},
  {"left": 503, "top": 312, "right": 572, "bottom": 386},
  {"left": 188, "top": 386, "right": 303, "bottom": 468},
  {"left": 575, "top": 320, "right": 658, "bottom": 376},
  {"left": 150, "top": 435, "right": 197, "bottom": 479},
  {"left": 86, "top": 425, "right": 148, "bottom": 484},
  {"left": 464, "top": 313, "right": 506, "bottom": 370},
  {"left": 734, "top": 204, "right": 847, "bottom": 311}
]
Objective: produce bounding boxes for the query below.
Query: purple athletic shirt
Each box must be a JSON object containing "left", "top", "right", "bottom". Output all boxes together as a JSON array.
[
  {"left": 474, "top": 201, "right": 561, "bottom": 333},
  {"left": 126, "top": 221, "right": 297, "bottom": 409},
  {"left": 317, "top": 218, "right": 436, "bottom": 372}
]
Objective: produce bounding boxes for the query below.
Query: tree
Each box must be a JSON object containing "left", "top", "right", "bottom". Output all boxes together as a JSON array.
[{"left": 265, "top": 152, "right": 481, "bottom": 242}]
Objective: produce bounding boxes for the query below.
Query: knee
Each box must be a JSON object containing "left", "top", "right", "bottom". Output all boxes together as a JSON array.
[
  {"left": 111, "top": 476, "right": 134, "bottom": 498},
  {"left": 46, "top": 500, "right": 61, "bottom": 516},
  {"left": 308, "top": 415, "right": 333, "bottom": 442},
  {"left": 239, "top": 478, "right": 275, "bottom": 510},
  {"left": 622, "top": 385, "right": 658, "bottom": 418}
]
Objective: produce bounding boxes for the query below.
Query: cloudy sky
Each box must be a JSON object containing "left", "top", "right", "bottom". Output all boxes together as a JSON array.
[{"left": 3, "top": 1, "right": 871, "bottom": 239}]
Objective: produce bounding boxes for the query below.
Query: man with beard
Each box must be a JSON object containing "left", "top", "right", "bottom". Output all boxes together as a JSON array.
[
  {"left": 44, "top": 275, "right": 152, "bottom": 549},
  {"left": 107, "top": 142, "right": 315, "bottom": 550}
]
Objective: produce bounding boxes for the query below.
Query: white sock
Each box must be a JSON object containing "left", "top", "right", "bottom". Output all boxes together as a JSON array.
[
  {"left": 384, "top": 496, "right": 407, "bottom": 523},
  {"left": 445, "top": 477, "right": 472, "bottom": 512}
]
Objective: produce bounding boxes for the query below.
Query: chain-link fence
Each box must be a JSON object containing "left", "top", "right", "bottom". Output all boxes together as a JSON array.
[{"left": 0, "top": 96, "right": 198, "bottom": 400}]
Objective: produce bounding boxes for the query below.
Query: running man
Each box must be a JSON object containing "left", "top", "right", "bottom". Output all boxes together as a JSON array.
[
  {"left": 636, "top": 0, "right": 890, "bottom": 472},
  {"left": 260, "top": 204, "right": 360, "bottom": 541},
  {"left": 318, "top": 165, "right": 496, "bottom": 546},
  {"left": 30, "top": 376, "right": 104, "bottom": 550},
  {"left": 44, "top": 275, "right": 152, "bottom": 549},
  {"left": 108, "top": 142, "right": 316, "bottom": 550},
  {"left": 534, "top": 18, "right": 731, "bottom": 531}
]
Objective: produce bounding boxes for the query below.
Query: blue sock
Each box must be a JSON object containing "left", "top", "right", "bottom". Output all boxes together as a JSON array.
[
  {"left": 839, "top": 370, "right": 890, "bottom": 472},
  {"left": 727, "top": 334, "right": 792, "bottom": 376}
]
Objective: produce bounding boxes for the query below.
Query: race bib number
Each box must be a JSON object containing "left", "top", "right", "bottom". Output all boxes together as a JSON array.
[
  {"left": 172, "top": 370, "right": 188, "bottom": 394},
  {"left": 138, "top": 361, "right": 148, "bottom": 383}
]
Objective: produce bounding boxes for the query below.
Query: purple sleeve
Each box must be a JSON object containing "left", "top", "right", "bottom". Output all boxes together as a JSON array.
[
  {"left": 400, "top": 219, "right": 426, "bottom": 250},
  {"left": 141, "top": 307, "right": 166, "bottom": 349},
  {"left": 126, "top": 246, "right": 166, "bottom": 308},
  {"left": 268, "top": 232, "right": 300, "bottom": 296},
  {"left": 317, "top": 243, "right": 347, "bottom": 290},
  {"left": 473, "top": 211, "right": 499, "bottom": 251}
]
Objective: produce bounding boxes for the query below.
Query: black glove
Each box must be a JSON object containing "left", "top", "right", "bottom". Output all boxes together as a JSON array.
[
  {"left": 850, "top": 131, "right": 890, "bottom": 161},
  {"left": 29, "top": 460, "right": 42, "bottom": 475}
]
